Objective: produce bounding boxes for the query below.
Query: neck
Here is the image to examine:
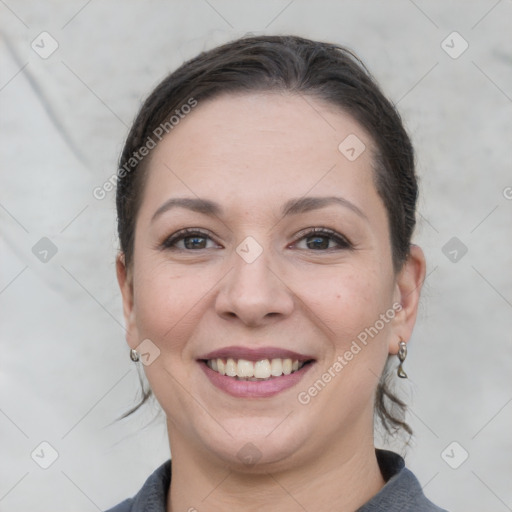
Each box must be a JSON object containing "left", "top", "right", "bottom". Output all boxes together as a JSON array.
[{"left": 166, "top": 424, "right": 385, "bottom": 512}]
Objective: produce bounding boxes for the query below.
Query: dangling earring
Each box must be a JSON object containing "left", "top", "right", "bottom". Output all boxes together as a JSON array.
[
  {"left": 130, "top": 349, "right": 140, "bottom": 362},
  {"left": 397, "top": 339, "right": 407, "bottom": 378}
]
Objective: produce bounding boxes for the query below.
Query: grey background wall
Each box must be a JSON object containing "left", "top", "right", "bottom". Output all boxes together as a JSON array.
[{"left": 1, "top": 1, "right": 511, "bottom": 511}]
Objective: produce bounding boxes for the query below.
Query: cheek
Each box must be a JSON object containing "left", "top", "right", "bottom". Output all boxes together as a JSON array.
[
  {"left": 298, "top": 267, "right": 393, "bottom": 405},
  {"left": 295, "top": 262, "right": 394, "bottom": 343},
  {"left": 130, "top": 261, "right": 218, "bottom": 409},
  {"left": 131, "top": 258, "right": 216, "bottom": 354}
]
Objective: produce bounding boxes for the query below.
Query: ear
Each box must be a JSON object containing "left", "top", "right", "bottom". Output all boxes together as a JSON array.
[
  {"left": 389, "top": 244, "right": 426, "bottom": 354},
  {"left": 116, "top": 252, "right": 139, "bottom": 350}
]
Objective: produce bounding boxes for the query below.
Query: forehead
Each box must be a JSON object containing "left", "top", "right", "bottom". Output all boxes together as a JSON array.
[{"left": 141, "top": 92, "right": 379, "bottom": 215}]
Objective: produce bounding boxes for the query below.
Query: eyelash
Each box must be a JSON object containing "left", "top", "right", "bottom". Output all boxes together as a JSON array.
[{"left": 160, "top": 227, "right": 353, "bottom": 252}]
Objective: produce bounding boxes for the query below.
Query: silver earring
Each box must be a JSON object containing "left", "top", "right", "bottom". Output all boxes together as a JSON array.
[
  {"left": 130, "top": 349, "right": 140, "bottom": 362},
  {"left": 397, "top": 339, "right": 407, "bottom": 378}
]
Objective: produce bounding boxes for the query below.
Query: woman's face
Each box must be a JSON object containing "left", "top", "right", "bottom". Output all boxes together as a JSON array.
[{"left": 118, "top": 92, "right": 423, "bottom": 470}]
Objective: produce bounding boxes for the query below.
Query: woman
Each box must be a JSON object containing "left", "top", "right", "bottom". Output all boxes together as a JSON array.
[{"left": 108, "top": 35, "right": 447, "bottom": 511}]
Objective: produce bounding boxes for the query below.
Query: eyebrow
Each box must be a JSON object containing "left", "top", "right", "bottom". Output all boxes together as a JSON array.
[
  {"left": 281, "top": 196, "right": 367, "bottom": 220},
  {"left": 151, "top": 195, "right": 367, "bottom": 222}
]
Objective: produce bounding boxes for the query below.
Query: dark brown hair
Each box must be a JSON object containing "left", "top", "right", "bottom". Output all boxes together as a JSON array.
[{"left": 116, "top": 35, "right": 417, "bottom": 437}]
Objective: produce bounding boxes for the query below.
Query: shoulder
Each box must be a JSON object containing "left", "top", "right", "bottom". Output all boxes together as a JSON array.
[
  {"left": 356, "top": 449, "right": 449, "bottom": 512},
  {"left": 104, "top": 498, "right": 132, "bottom": 512},
  {"left": 104, "top": 452, "right": 449, "bottom": 512},
  {"left": 103, "top": 459, "right": 172, "bottom": 512}
]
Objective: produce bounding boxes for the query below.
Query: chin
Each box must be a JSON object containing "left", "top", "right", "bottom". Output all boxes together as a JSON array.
[{"left": 195, "top": 418, "right": 310, "bottom": 472}]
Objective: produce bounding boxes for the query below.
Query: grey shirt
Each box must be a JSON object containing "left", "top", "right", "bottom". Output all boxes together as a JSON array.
[{"left": 105, "top": 449, "right": 448, "bottom": 511}]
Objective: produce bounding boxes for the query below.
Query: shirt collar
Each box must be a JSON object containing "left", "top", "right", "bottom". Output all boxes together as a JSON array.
[{"left": 124, "top": 449, "right": 442, "bottom": 512}]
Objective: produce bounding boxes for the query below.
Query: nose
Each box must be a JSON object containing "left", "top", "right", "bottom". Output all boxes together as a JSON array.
[{"left": 214, "top": 245, "right": 295, "bottom": 327}]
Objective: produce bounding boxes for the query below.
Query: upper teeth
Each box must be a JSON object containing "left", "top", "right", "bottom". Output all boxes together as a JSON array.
[{"left": 206, "top": 358, "right": 303, "bottom": 379}]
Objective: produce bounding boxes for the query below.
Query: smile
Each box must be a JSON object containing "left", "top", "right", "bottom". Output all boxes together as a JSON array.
[
  {"left": 205, "top": 357, "right": 308, "bottom": 380},
  {"left": 198, "top": 346, "right": 315, "bottom": 398}
]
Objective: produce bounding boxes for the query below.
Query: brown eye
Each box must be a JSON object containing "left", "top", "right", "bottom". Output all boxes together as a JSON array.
[
  {"left": 294, "top": 228, "right": 352, "bottom": 251},
  {"left": 161, "top": 229, "right": 220, "bottom": 250},
  {"left": 182, "top": 235, "right": 208, "bottom": 250}
]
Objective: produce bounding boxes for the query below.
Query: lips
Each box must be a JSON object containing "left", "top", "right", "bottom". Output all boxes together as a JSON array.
[
  {"left": 199, "top": 346, "right": 314, "bottom": 362},
  {"left": 197, "top": 346, "right": 315, "bottom": 398}
]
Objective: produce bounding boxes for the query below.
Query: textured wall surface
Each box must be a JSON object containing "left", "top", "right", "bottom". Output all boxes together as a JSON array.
[{"left": 1, "top": 1, "right": 511, "bottom": 511}]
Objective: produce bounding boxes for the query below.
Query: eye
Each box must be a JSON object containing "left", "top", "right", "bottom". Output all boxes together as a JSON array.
[
  {"left": 160, "top": 229, "right": 220, "bottom": 250},
  {"left": 293, "top": 227, "right": 352, "bottom": 251},
  {"left": 160, "top": 227, "right": 352, "bottom": 252}
]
